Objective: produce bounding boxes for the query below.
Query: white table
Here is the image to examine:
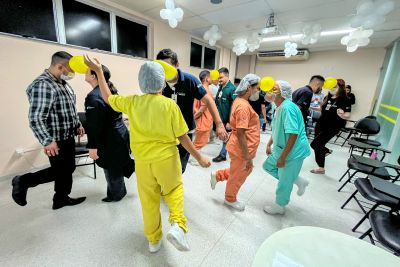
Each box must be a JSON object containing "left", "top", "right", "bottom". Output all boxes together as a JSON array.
[{"left": 252, "top": 226, "right": 400, "bottom": 267}]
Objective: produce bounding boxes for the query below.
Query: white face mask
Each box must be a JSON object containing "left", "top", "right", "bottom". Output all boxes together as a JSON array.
[
  {"left": 265, "top": 94, "right": 276, "bottom": 103},
  {"left": 61, "top": 72, "right": 75, "bottom": 81},
  {"left": 249, "top": 91, "right": 260, "bottom": 101},
  {"left": 167, "top": 81, "right": 176, "bottom": 89}
]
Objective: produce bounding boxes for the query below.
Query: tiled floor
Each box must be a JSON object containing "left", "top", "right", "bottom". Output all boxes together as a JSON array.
[{"left": 0, "top": 133, "right": 378, "bottom": 266}]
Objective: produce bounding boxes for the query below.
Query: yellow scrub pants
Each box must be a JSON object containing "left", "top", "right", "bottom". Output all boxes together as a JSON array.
[
  {"left": 263, "top": 155, "right": 304, "bottom": 207},
  {"left": 135, "top": 154, "right": 188, "bottom": 244}
]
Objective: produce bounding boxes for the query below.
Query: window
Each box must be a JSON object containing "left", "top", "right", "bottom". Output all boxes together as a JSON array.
[
  {"left": 116, "top": 16, "right": 147, "bottom": 58},
  {"left": 204, "top": 47, "right": 216, "bottom": 69},
  {"left": 190, "top": 41, "right": 217, "bottom": 69},
  {"left": 63, "top": 0, "right": 111, "bottom": 51},
  {"left": 190, "top": 42, "right": 202, "bottom": 68},
  {"left": 0, "top": 0, "right": 57, "bottom": 41}
]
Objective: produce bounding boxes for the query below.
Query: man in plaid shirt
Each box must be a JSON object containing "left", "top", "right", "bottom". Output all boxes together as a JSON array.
[{"left": 11, "top": 51, "right": 86, "bottom": 210}]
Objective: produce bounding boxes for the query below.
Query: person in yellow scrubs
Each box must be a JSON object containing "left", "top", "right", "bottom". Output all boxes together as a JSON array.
[
  {"left": 84, "top": 56, "right": 210, "bottom": 253},
  {"left": 263, "top": 81, "right": 310, "bottom": 215}
]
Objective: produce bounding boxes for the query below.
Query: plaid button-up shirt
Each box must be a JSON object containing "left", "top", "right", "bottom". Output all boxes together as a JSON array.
[{"left": 27, "top": 70, "right": 81, "bottom": 146}]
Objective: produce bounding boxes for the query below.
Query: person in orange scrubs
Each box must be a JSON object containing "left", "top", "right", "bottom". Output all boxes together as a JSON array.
[
  {"left": 210, "top": 74, "right": 261, "bottom": 211},
  {"left": 192, "top": 70, "right": 214, "bottom": 151}
]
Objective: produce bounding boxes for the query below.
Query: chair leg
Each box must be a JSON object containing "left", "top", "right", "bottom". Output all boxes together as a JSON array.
[
  {"left": 359, "top": 228, "right": 372, "bottom": 240},
  {"left": 352, "top": 203, "right": 379, "bottom": 232},
  {"left": 338, "top": 171, "right": 357, "bottom": 192},
  {"left": 339, "top": 169, "right": 350, "bottom": 182},
  {"left": 341, "top": 190, "right": 358, "bottom": 209}
]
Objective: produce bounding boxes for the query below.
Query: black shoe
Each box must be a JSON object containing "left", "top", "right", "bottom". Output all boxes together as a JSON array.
[
  {"left": 52, "top": 196, "right": 86, "bottom": 210},
  {"left": 101, "top": 197, "right": 114, "bottom": 202},
  {"left": 11, "top": 175, "right": 28, "bottom": 206},
  {"left": 212, "top": 155, "right": 227, "bottom": 163}
]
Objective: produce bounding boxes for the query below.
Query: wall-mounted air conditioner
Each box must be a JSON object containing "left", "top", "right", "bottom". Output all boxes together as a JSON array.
[{"left": 257, "top": 49, "right": 310, "bottom": 62}]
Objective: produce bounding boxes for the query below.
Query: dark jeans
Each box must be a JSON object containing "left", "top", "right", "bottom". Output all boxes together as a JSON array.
[
  {"left": 103, "top": 168, "right": 127, "bottom": 200},
  {"left": 177, "top": 133, "right": 193, "bottom": 174},
  {"left": 311, "top": 126, "right": 341, "bottom": 168},
  {"left": 19, "top": 138, "right": 76, "bottom": 202}
]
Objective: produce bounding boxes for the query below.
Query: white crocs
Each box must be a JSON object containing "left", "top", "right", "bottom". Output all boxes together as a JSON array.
[
  {"left": 166, "top": 223, "right": 190, "bottom": 252},
  {"left": 263, "top": 203, "right": 285, "bottom": 215}
]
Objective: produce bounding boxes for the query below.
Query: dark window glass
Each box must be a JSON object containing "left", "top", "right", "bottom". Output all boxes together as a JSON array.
[
  {"left": 0, "top": 0, "right": 57, "bottom": 41},
  {"left": 204, "top": 47, "right": 216, "bottom": 69},
  {"left": 116, "top": 16, "right": 147, "bottom": 58},
  {"left": 63, "top": 0, "right": 111, "bottom": 51},
  {"left": 190, "top": 42, "right": 202, "bottom": 68}
]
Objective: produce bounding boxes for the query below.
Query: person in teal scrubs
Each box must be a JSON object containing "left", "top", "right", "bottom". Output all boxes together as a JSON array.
[{"left": 263, "top": 80, "right": 311, "bottom": 215}]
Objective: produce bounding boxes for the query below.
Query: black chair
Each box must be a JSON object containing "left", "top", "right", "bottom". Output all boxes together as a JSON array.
[
  {"left": 359, "top": 210, "right": 400, "bottom": 255},
  {"left": 335, "top": 116, "right": 381, "bottom": 147},
  {"left": 75, "top": 112, "right": 96, "bottom": 179},
  {"left": 338, "top": 141, "right": 393, "bottom": 192},
  {"left": 341, "top": 177, "right": 399, "bottom": 232}
]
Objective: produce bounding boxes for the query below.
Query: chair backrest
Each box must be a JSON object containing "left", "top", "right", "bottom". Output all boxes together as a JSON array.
[
  {"left": 78, "top": 112, "right": 87, "bottom": 129},
  {"left": 354, "top": 116, "right": 380, "bottom": 134}
]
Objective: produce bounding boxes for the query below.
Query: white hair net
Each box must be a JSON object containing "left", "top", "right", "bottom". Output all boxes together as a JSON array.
[
  {"left": 235, "top": 73, "right": 260, "bottom": 93},
  {"left": 138, "top": 61, "right": 165, "bottom": 94},
  {"left": 276, "top": 80, "right": 292, "bottom": 99}
]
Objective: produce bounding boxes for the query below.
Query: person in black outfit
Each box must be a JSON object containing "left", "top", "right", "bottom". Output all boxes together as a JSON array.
[
  {"left": 248, "top": 91, "right": 269, "bottom": 132},
  {"left": 345, "top": 85, "right": 356, "bottom": 105},
  {"left": 310, "top": 79, "right": 351, "bottom": 174},
  {"left": 292, "top": 75, "right": 325, "bottom": 124},
  {"left": 11, "top": 51, "right": 86, "bottom": 210},
  {"left": 84, "top": 65, "right": 135, "bottom": 202}
]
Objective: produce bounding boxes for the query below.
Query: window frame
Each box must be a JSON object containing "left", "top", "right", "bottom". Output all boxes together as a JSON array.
[{"left": 190, "top": 38, "right": 219, "bottom": 70}]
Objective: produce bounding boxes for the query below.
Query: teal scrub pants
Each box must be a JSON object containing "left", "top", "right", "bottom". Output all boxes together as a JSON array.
[{"left": 263, "top": 155, "right": 304, "bottom": 207}]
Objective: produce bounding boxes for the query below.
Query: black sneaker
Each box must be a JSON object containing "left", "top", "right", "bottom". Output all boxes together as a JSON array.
[
  {"left": 212, "top": 155, "right": 227, "bottom": 162},
  {"left": 52, "top": 196, "right": 86, "bottom": 210},
  {"left": 11, "top": 175, "right": 28, "bottom": 206}
]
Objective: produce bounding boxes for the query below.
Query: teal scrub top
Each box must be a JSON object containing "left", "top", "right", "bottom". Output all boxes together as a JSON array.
[
  {"left": 271, "top": 99, "right": 311, "bottom": 161},
  {"left": 215, "top": 81, "right": 236, "bottom": 124}
]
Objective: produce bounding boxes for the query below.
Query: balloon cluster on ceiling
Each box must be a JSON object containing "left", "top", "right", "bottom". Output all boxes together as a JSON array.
[
  {"left": 160, "top": 0, "right": 184, "bottom": 28},
  {"left": 203, "top": 25, "right": 222, "bottom": 46}
]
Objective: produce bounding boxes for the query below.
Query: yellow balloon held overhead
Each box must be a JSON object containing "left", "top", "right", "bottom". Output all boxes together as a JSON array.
[
  {"left": 260, "top": 76, "right": 275, "bottom": 92},
  {"left": 154, "top": 60, "right": 178, "bottom": 81},
  {"left": 69, "top": 56, "right": 89, "bottom": 74},
  {"left": 210, "top": 69, "right": 219, "bottom": 80},
  {"left": 323, "top": 77, "right": 338, "bottom": 89}
]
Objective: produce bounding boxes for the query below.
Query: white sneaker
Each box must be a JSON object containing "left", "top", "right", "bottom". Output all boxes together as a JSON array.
[
  {"left": 294, "top": 177, "right": 309, "bottom": 196},
  {"left": 188, "top": 157, "right": 199, "bottom": 166},
  {"left": 166, "top": 223, "right": 190, "bottom": 252},
  {"left": 224, "top": 200, "right": 245, "bottom": 211},
  {"left": 148, "top": 240, "right": 162, "bottom": 253},
  {"left": 210, "top": 172, "right": 217, "bottom": 190},
  {"left": 263, "top": 203, "right": 285, "bottom": 215}
]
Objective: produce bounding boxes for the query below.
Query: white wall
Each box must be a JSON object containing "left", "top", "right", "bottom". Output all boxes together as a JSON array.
[
  {"left": 0, "top": 1, "right": 236, "bottom": 178},
  {"left": 243, "top": 48, "right": 385, "bottom": 120}
]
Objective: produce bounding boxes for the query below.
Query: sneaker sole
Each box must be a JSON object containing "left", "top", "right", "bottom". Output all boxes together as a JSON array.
[{"left": 166, "top": 233, "right": 190, "bottom": 252}]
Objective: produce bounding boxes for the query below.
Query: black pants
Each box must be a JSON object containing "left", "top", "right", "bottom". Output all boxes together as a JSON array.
[
  {"left": 311, "top": 125, "right": 341, "bottom": 168},
  {"left": 103, "top": 167, "right": 126, "bottom": 200},
  {"left": 19, "top": 138, "right": 76, "bottom": 202},
  {"left": 177, "top": 133, "right": 193, "bottom": 174}
]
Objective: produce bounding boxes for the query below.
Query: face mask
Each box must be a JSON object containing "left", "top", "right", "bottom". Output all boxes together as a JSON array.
[
  {"left": 265, "top": 94, "right": 276, "bottom": 103},
  {"left": 249, "top": 91, "right": 259, "bottom": 101},
  {"left": 61, "top": 72, "right": 75, "bottom": 81},
  {"left": 330, "top": 88, "right": 338, "bottom": 95},
  {"left": 167, "top": 81, "right": 176, "bottom": 88}
]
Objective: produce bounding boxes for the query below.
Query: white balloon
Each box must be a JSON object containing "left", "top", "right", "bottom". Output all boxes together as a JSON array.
[
  {"left": 310, "top": 38, "right": 318, "bottom": 44},
  {"left": 165, "top": 0, "right": 175, "bottom": 10},
  {"left": 362, "top": 29, "right": 374, "bottom": 38},
  {"left": 174, "top": 8, "right": 184, "bottom": 22},
  {"left": 284, "top": 47, "right": 291, "bottom": 54},
  {"left": 203, "top": 31, "right": 211, "bottom": 40},
  {"left": 363, "top": 15, "right": 385, "bottom": 29},
  {"left": 312, "top": 24, "right": 322, "bottom": 33},
  {"left": 303, "top": 25, "right": 312, "bottom": 35},
  {"left": 358, "top": 37, "right": 370, "bottom": 46},
  {"left": 160, "top": 9, "right": 171, "bottom": 20},
  {"left": 341, "top": 35, "right": 350, "bottom": 45},
  {"left": 285, "top": 53, "right": 291, "bottom": 58},
  {"left": 169, "top": 18, "right": 178, "bottom": 28},
  {"left": 292, "top": 49, "right": 298, "bottom": 55},
  {"left": 351, "top": 29, "right": 364, "bottom": 39},
  {"left": 376, "top": 0, "right": 395, "bottom": 15},
  {"left": 350, "top": 16, "right": 364, "bottom": 28},
  {"left": 291, "top": 43, "right": 298, "bottom": 49},
  {"left": 209, "top": 39, "right": 216, "bottom": 46},
  {"left": 215, "top": 32, "right": 222, "bottom": 40},
  {"left": 285, "top": 42, "right": 291, "bottom": 49},
  {"left": 347, "top": 44, "right": 359, "bottom": 52},
  {"left": 357, "top": 0, "right": 374, "bottom": 15},
  {"left": 347, "top": 38, "right": 359, "bottom": 47}
]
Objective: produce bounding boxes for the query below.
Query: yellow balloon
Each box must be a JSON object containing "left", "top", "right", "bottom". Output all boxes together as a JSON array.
[
  {"left": 69, "top": 56, "right": 89, "bottom": 74},
  {"left": 154, "top": 60, "right": 178, "bottom": 81},
  {"left": 210, "top": 70, "right": 219, "bottom": 80},
  {"left": 260, "top": 76, "right": 275, "bottom": 92},
  {"left": 323, "top": 77, "right": 338, "bottom": 89}
]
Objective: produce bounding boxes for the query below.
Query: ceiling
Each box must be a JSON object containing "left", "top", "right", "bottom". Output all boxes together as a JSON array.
[{"left": 107, "top": 0, "right": 400, "bottom": 53}]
